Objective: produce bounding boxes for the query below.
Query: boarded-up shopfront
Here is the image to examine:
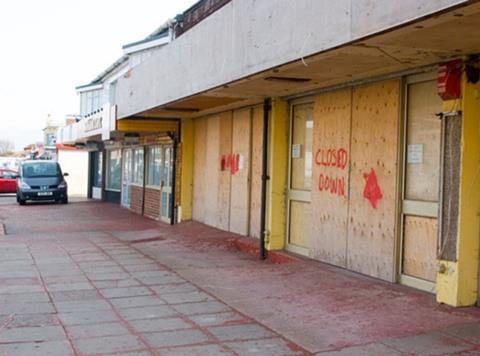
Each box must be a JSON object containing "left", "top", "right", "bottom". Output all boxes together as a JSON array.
[
  {"left": 192, "top": 106, "right": 263, "bottom": 238},
  {"left": 287, "top": 76, "right": 443, "bottom": 287}
]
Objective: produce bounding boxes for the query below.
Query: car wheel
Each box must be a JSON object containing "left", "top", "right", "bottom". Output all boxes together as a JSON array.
[
  {"left": 18, "top": 199, "right": 26, "bottom": 206},
  {"left": 61, "top": 197, "right": 68, "bottom": 204}
]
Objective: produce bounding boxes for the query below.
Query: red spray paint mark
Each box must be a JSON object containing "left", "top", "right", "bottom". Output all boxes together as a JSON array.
[
  {"left": 221, "top": 153, "right": 240, "bottom": 175},
  {"left": 363, "top": 169, "right": 383, "bottom": 208}
]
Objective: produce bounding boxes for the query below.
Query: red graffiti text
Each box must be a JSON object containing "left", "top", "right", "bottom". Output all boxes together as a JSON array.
[
  {"left": 221, "top": 154, "right": 240, "bottom": 175},
  {"left": 315, "top": 148, "right": 348, "bottom": 170},
  {"left": 318, "top": 174, "right": 346, "bottom": 196}
]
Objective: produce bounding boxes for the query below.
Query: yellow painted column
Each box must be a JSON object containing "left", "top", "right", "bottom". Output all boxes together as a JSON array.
[
  {"left": 180, "top": 118, "right": 194, "bottom": 221},
  {"left": 265, "top": 99, "right": 289, "bottom": 250},
  {"left": 437, "top": 77, "right": 480, "bottom": 306}
]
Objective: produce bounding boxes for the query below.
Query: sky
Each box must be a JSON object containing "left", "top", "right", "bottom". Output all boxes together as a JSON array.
[{"left": 0, "top": 0, "right": 197, "bottom": 150}]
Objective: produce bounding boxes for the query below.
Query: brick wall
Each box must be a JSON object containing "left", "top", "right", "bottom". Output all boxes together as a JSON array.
[
  {"left": 144, "top": 187, "right": 161, "bottom": 220},
  {"left": 130, "top": 185, "right": 143, "bottom": 215}
]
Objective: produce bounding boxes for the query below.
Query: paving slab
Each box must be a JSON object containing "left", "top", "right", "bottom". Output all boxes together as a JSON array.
[
  {"left": 66, "top": 321, "right": 131, "bottom": 339},
  {"left": 162, "top": 291, "right": 214, "bottom": 304},
  {"left": 0, "top": 340, "right": 73, "bottom": 356},
  {"left": 109, "top": 295, "right": 166, "bottom": 308},
  {"left": 317, "top": 343, "right": 404, "bottom": 355},
  {"left": 100, "top": 286, "right": 153, "bottom": 298},
  {"left": 143, "top": 329, "right": 210, "bottom": 348},
  {"left": 382, "top": 331, "right": 474, "bottom": 355},
  {"left": 161, "top": 344, "right": 234, "bottom": 355},
  {"left": 118, "top": 305, "right": 178, "bottom": 320},
  {"left": 58, "top": 310, "right": 120, "bottom": 325},
  {"left": 0, "top": 325, "right": 65, "bottom": 342},
  {"left": 172, "top": 301, "right": 232, "bottom": 315},
  {"left": 441, "top": 322, "right": 480, "bottom": 345},
  {"left": 225, "top": 338, "right": 305, "bottom": 355},
  {"left": 208, "top": 323, "right": 276, "bottom": 342},
  {"left": 129, "top": 317, "right": 192, "bottom": 333},
  {"left": 190, "top": 311, "right": 248, "bottom": 327},
  {"left": 72, "top": 334, "right": 146, "bottom": 355}
]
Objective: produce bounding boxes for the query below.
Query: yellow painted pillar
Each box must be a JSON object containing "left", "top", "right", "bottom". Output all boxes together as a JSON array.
[
  {"left": 265, "top": 99, "right": 289, "bottom": 250},
  {"left": 180, "top": 118, "right": 194, "bottom": 221},
  {"left": 437, "top": 76, "right": 480, "bottom": 306}
]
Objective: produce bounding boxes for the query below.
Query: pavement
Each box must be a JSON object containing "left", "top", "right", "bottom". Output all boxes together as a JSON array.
[{"left": 0, "top": 198, "right": 479, "bottom": 355}]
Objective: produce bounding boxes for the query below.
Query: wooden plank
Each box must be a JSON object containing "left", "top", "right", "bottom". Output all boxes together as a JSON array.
[
  {"left": 217, "top": 111, "right": 233, "bottom": 231},
  {"left": 249, "top": 106, "right": 263, "bottom": 239},
  {"left": 229, "top": 108, "right": 252, "bottom": 236},
  {"left": 347, "top": 79, "right": 400, "bottom": 282},
  {"left": 192, "top": 117, "right": 208, "bottom": 223},
  {"left": 204, "top": 116, "right": 221, "bottom": 228},
  {"left": 405, "top": 80, "right": 442, "bottom": 202},
  {"left": 310, "top": 88, "right": 352, "bottom": 267},
  {"left": 290, "top": 201, "right": 311, "bottom": 248},
  {"left": 403, "top": 216, "right": 438, "bottom": 282}
]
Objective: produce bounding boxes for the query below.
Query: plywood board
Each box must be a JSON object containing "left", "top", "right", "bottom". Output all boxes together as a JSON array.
[
  {"left": 192, "top": 117, "right": 208, "bottom": 223},
  {"left": 229, "top": 108, "right": 251, "bottom": 236},
  {"left": 403, "top": 216, "right": 437, "bottom": 282},
  {"left": 290, "top": 201, "right": 311, "bottom": 248},
  {"left": 347, "top": 79, "right": 400, "bottom": 282},
  {"left": 249, "top": 106, "right": 263, "bottom": 239},
  {"left": 203, "top": 116, "right": 221, "bottom": 228},
  {"left": 217, "top": 111, "right": 233, "bottom": 231},
  {"left": 405, "top": 79, "right": 442, "bottom": 202},
  {"left": 310, "top": 88, "right": 352, "bottom": 267}
]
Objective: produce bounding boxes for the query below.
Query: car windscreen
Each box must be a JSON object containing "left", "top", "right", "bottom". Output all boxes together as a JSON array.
[{"left": 22, "top": 162, "right": 61, "bottom": 178}]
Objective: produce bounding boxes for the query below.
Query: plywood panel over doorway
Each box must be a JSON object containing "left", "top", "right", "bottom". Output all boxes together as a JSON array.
[
  {"left": 230, "top": 108, "right": 252, "bottom": 236},
  {"left": 403, "top": 216, "right": 438, "bottom": 282},
  {"left": 193, "top": 117, "right": 208, "bottom": 223},
  {"left": 347, "top": 79, "right": 400, "bottom": 282},
  {"left": 218, "top": 112, "right": 233, "bottom": 231},
  {"left": 204, "top": 116, "right": 221, "bottom": 228},
  {"left": 249, "top": 106, "right": 263, "bottom": 239},
  {"left": 310, "top": 88, "right": 352, "bottom": 267}
]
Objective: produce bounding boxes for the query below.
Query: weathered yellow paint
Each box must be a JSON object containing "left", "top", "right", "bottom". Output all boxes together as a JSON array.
[
  {"left": 436, "top": 77, "right": 480, "bottom": 306},
  {"left": 266, "top": 99, "right": 289, "bottom": 250},
  {"left": 180, "top": 118, "right": 194, "bottom": 221},
  {"left": 117, "top": 119, "right": 178, "bottom": 133}
]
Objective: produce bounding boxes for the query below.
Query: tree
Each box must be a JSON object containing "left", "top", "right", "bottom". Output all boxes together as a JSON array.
[{"left": 0, "top": 139, "right": 15, "bottom": 155}]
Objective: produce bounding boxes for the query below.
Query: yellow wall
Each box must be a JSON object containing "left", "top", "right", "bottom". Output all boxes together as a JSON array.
[
  {"left": 266, "top": 99, "right": 289, "bottom": 250},
  {"left": 437, "top": 77, "right": 480, "bottom": 306},
  {"left": 180, "top": 118, "right": 194, "bottom": 221}
]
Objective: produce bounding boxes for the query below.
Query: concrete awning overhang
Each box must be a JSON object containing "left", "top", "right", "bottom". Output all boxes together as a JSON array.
[{"left": 118, "top": 1, "right": 480, "bottom": 120}]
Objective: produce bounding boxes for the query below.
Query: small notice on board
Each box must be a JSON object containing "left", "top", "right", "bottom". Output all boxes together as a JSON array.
[
  {"left": 407, "top": 144, "right": 424, "bottom": 164},
  {"left": 292, "top": 144, "right": 302, "bottom": 159}
]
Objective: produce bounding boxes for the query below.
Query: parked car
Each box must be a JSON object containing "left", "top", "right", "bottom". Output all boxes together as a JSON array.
[
  {"left": 16, "top": 160, "right": 69, "bottom": 205},
  {"left": 0, "top": 168, "right": 18, "bottom": 193}
]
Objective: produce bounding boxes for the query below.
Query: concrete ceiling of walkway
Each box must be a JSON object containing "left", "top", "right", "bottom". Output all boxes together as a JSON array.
[{"left": 136, "top": 2, "right": 480, "bottom": 119}]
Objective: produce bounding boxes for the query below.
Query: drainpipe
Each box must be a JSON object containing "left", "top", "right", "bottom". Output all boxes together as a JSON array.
[
  {"left": 260, "top": 98, "right": 271, "bottom": 260},
  {"left": 141, "top": 146, "right": 147, "bottom": 216},
  {"left": 169, "top": 120, "right": 180, "bottom": 225}
]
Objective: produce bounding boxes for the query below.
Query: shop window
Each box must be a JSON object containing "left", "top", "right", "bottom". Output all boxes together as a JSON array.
[
  {"left": 93, "top": 152, "right": 102, "bottom": 187},
  {"left": 132, "top": 148, "right": 144, "bottom": 185},
  {"left": 106, "top": 149, "right": 121, "bottom": 191},
  {"left": 291, "top": 103, "right": 313, "bottom": 191},
  {"left": 147, "top": 146, "right": 163, "bottom": 187}
]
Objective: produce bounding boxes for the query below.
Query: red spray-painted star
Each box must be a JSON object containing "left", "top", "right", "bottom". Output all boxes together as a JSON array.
[{"left": 363, "top": 169, "right": 383, "bottom": 209}]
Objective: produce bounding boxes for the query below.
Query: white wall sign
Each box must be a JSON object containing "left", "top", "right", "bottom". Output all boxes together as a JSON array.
[
  {"left": 407, "top": 144, "right": 424, "bottom": 164},
  {"left": 292, "top": 144, "right": 302, "bottom": 159}
]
